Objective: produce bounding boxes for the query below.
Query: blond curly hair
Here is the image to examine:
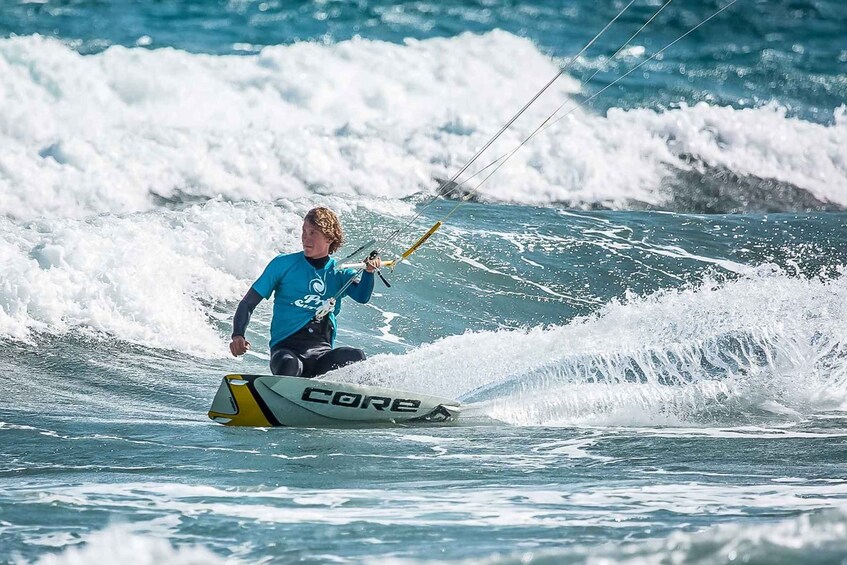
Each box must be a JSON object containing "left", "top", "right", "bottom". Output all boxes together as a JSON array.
[{"left": 304, "top": 207, "right": 345, "bottom": 254}]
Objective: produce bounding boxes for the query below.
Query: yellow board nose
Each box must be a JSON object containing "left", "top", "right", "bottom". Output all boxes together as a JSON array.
[{"left": 208, "top": 375, "right": 272, "bottom": 427}]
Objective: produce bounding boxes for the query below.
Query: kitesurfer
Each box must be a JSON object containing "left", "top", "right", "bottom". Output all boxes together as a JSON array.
[{"left": 229, "top": 207, "right": 381, "bottom": 378}]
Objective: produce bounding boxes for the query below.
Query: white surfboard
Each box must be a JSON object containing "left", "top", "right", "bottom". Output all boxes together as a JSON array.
[{"left": 208, "top": 374, "right": 460, "bottom": 427}]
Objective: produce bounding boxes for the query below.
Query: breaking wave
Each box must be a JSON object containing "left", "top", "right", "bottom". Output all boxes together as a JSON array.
[{"left": 2, "top": 32, "right": 845, "bottom": 220}]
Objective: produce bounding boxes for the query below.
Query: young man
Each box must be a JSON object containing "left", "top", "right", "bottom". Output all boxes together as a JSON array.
[{"left": 229, "top": 207, "right": 381, "bottom": 378}]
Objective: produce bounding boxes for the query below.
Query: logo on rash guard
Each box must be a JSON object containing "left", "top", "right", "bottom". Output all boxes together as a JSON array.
[
  {"left": 310, "top": 277, "right": 326, "bottom": 294},
  {"left": 295, "top": 275, "right": 327, "bottom": 310}
]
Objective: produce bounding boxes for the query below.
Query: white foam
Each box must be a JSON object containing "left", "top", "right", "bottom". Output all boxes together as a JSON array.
[
  {"left": 26, "top": 524, "right": 225, "bottom": 565},
  {"left": 2, "top": 33, "right": 844, "bottom": 220},
  {"left": 334, "top": 269, "right": 847, "bottom": 426},
  {"left": 382, "top": 507, "right": 847, "bottom": 565},
  {"left": 616, "top": 102, "right": 847, "bottom": 205},
  {"left": 0, "top": 32, "right": 577, "bottom": 219},
  {"left": 16, "top": 481, "right": 847, "bottom": 534}
]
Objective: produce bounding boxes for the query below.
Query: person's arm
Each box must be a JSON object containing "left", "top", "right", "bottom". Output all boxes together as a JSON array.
[
  {"left": 345, "top": 271, "right": 375, "bottom": 303},
  {"left": 230, "top": 255, "right": 289, "bottom": 356},
  {"left": 230, "top": 288, "right": 264, "bottom": 356},
  {"left": 345, "top": 255, "right": 381, "bottom": 304}
]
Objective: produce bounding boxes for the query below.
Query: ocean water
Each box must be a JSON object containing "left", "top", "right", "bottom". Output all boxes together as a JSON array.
[{"left": 2, "top": 0, "right": 847, "bottom": 563}]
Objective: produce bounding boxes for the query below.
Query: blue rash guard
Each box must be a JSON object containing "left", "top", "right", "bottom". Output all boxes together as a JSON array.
[{"left": 247, "top": 252, "right": 374, "bottom": 348}]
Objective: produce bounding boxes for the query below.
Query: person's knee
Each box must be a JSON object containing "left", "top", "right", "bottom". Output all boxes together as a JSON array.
[
  {"left": 270, "top": 350, "right": 303, "bottom": 376},
  {"left": 334, "top": 347, "right": 365, "bottom": 366},
  {"left": 313, "top": 347, "right": 365, "bottom": 377},
  {"left": 343, "top": 347, "right": 366, "bottom": 363},
  {"left": 329, "top": 347, "right": 366, "bottom": 369}
]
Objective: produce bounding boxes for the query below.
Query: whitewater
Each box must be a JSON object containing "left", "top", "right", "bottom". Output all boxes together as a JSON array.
[
  {"left": 2, "top": 1, "right": 847, "bottom": 563},
  {"left": 2, "top": 32, "right": 846, "bottom": 219}
]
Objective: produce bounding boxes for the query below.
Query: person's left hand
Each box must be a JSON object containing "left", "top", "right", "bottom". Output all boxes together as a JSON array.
[{"left": 364, "top": 256, "right": 382, "bottom": 273}]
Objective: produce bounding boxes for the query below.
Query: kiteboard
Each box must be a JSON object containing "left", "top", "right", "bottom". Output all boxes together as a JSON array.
[{"left": 208, "top": 374, "right": 460, "bottom": 427}]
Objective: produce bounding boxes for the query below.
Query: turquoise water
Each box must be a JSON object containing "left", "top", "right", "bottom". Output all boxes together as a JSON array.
[{"left": 2, "top": 1, "right": 847, "bottom": 563}]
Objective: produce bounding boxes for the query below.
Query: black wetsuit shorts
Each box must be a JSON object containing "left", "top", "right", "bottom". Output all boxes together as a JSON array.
[{"left": 269, "top": 318, "right": 365, "bottom": 378}]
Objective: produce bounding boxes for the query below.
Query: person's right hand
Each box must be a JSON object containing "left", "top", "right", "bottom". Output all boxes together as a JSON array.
[{"left": 230, "top": 336, "right": 250, "bottom": 357}]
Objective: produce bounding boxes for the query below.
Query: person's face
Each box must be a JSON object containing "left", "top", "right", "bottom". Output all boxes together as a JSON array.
[{"left": 302, "top": 220, "right": 332, "bottom": 258}]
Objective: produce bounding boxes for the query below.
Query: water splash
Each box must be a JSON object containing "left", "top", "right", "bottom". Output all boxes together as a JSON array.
[{"left": 339, "top": 269, "right": 847, "bottom": 427}]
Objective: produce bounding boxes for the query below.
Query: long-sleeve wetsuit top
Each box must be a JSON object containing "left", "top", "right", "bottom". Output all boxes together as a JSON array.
[{"left": 232, "top": 252, "right": 375, "bottom": 348}]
